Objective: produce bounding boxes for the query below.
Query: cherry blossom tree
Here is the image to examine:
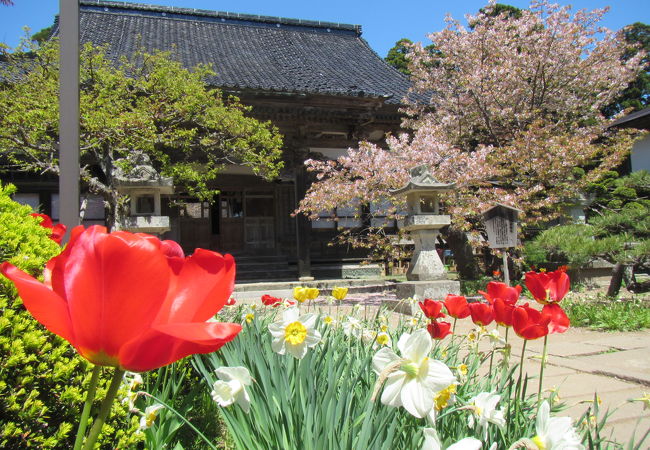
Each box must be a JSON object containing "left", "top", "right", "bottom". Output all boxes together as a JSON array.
[{"left": 297, "top": 1, "right": 644, "bottom": 277}]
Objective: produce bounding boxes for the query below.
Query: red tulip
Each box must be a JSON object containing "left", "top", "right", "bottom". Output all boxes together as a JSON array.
[
  {"left": 226, "top": 297, "right": 237, "bottom": 306},
  {"left": 492, "top": 270, "right": 501, "bottom": 278},
  {"left": 261, "top": 294, "right": 282, "bottom": 307},
  {"left": 512, "top": 303, "right": 550, "bottom": 340},
  {"left": 444, "top": 294, "right": 471, "bottom": 319},
  {"left": 478, "top": 281, "right": 522, "bottom": 305},
  {"left": 0, "top": 225, "right": 241, "bottom": 372},
  {"left": 525, "top": 270, "right": 570, "bottom": 305},
  {"left": 541, "top": 303, "right": 570, "bottom": 334},
  {"left": 419, "top": 298, "right": 446, "bottom": 319},
  {"left": 468, "top": 302, "right": 495, "bottom": 326},
  {"left": 427, "top": 320, "right": 452, "bottom": 339},
  {"left": 493, "top": 298, "right": 514, "bottom": 327},
  {"left": 31, "top": 213, "right": 67, "bottom": 245}
]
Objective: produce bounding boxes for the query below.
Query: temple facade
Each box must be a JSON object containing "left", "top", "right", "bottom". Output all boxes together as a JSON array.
[{"left": 7, "top": 0, "right": 412, "bottom": 278}]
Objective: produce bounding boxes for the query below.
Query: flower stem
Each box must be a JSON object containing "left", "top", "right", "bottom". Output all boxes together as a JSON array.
[
  {"left": 538, "top": 334, "right": 549, "bottom": 404},
  {"left": 73, "top": 365, "right": 101, "bottom": 450},
  {"left": 517, "top": 340, "right": 527, "bottom": 400},
  {"left": 515, "top": 339, "right": 527, "bottom": 428},
  {"left": 139, "top": 392, "right": 218, "bottom": 450},
  {"left": 81, "top": 368, "right": 125, "bottom": 450}
]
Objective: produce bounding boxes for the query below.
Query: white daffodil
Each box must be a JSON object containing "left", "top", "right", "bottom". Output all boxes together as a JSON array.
[
  {"left": 268, "top": 307, "right": 321, "bottom": 359},
  {"left": 422, "top": 427, "right": 483, "bottom": 450},
  {"left": 372, "top": 328, "right": 456, "bottom": 418},
  {"left": 342, "top": 316, "right": 363, "bottom": 337},
  {"left": 362, "top": 329, "right": 377, "bottom": 344},
  {"left": 124, "top": 372, "right": 144, "bottom": 390},
  {"left": 467, "top": 392, "right": 506, "bottom": 440},
  {"left": 121, "top": 372, "right": 144, "bottom": 411},
  {"left": 139, "top": 404, "right": 164, "bottom": 431},
  {"left": 211, "top": 366, "right": 253, "bottom": 413},
  {"left": 531, "top": 401, "right": 584, "bottom": 449},
  {"left": 486, "top": 328, "right": 505, "bottom": 346}
]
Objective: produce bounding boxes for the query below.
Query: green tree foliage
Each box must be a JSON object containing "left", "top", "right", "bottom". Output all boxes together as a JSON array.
[
  {"left": 30, "top": 26, "right": 54, "bottom": 45},
  {"left": 0, "top": 182, "right": 141, "bottom": 448},
  {"left": 472, "top": 3, "right": 522, "bottom": 28},
  {"left": 385, "top": 38, "right": 414, "bottom": 75},
  {"left": 384, "top": 38, "right": 439, "bottom": 76},
  {"left": 526, "top": 171, "right": 650, "bottom": 293},
  {"left": 0, "top": 39, "right": 284, "bottom": 226},
  {"left": 602, "top": 22, "right": 650, "bottom": 117}
]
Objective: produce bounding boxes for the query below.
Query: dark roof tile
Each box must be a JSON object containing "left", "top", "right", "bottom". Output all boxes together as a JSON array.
[{"left": 60, "top": 0, "right": 411, "bottom": 103}]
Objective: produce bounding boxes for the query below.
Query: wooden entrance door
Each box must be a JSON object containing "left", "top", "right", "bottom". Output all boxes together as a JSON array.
[
  {"left": 244, "top": 192, "right": 275, "bottom": 251},
  {"left": 219, "top": 191, "right": 245, "bottom": 253}
]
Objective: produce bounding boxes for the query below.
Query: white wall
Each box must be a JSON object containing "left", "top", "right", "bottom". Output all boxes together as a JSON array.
[{"left": 631, "top": 132, "right": 650, "bottom": 172}]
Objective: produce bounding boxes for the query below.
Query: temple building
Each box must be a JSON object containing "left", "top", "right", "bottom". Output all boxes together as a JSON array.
[{"left": 5, "top": 0, "right": 412, "bottom": 279}]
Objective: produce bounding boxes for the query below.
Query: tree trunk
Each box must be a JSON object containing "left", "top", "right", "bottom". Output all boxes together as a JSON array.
[
  {"left": 444, "top": 226, "right": 480, "bottom": 280},
  {"left": 606, "top": 262, "right": 625, "bottom": 297}
]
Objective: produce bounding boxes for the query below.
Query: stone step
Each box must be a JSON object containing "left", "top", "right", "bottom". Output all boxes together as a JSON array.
[
  {"left": 233, "top": 278, "right": 394, "bottom": 300},
  {"left": 311, "top": 263, "right": 383, "bottom": 279}
]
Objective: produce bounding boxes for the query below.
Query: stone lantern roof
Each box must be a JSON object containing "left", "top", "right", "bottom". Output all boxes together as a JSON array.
[{"left": 390, "top": 165, "right": 455, "bottom": 196}]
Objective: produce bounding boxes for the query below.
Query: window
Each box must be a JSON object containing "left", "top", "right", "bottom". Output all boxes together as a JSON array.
[
  {"left": 220, "top": 191, "right": 243, "bottom": 218},
  {"left": 13, "top": 193, "right": 40, "bottom": 211}
]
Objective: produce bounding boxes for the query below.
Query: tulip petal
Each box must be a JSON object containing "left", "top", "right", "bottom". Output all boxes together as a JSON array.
[
  {"left": 0, "top": 263, "right": 74, "bottom": 343},
  {"left": 119, "top": 322, "right": 242, "bottom": 372},
  {"left": 65, "top": 227, "right": 171, "bottom": 359},
  {"left": 525, "top": 271, "right": 550, "bottom": 303},
  {"left": 549, "top": 271, "right": 570, "bottom": 302},
  {"left": 160, "top": 250, "right": 235, "bottom": 323},
  {"left": 542, "top": 303, "right": 570, "bottom": 333}
]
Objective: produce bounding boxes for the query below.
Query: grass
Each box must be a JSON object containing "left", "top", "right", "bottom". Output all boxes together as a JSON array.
[{"left": 562, "top": 296, "right": 650, "bottom": 331}]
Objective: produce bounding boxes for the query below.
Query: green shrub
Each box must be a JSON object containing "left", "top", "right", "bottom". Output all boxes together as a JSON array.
[{"left": 0, "top": 182, "right": 141, "bottom": 449}]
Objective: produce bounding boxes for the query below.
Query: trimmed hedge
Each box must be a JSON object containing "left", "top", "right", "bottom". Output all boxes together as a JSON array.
[{"left": 0, "top": 182, "right": 141, "bottom": 449}]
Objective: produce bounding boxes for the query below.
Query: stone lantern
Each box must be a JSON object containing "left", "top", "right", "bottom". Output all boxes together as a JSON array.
[
  {"left": 391, "top": 165, "right": 460, "bottom": 300},
  {"left": 113, "top": 152, "right": 173, "bottom": 235}
]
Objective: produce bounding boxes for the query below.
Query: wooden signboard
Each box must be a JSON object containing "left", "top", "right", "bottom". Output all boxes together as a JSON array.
[{"left": 483, "top": 204, "right": 521, "bottom": 249}]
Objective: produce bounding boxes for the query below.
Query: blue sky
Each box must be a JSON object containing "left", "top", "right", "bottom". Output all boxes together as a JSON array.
[{"left": 1, "top": 0, "right": 648, "bottom": 57}]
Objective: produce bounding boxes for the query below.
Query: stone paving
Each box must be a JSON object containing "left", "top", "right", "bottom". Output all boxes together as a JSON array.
[{"left": 235, "top": 288, "right": 650, "bottom": 445}]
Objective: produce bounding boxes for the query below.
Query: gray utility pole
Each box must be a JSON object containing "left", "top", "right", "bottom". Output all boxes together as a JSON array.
[{"left": 58, "top": 0, "right": 80, "bottom": 239}]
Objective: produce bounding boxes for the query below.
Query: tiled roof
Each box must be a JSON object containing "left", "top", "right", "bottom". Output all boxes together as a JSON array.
[
  {"left": 60, "top": 1, "right": 411, "bottom": 103},
  {"left": 610, "top": 107, "right": 650, "bottom": 129}
]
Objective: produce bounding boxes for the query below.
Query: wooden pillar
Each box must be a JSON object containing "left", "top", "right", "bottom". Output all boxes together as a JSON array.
[
  {"left": 59, "top": 0, "right": 80, "bottom": 238},
  {"left": 294, "top": 164, "right": 312, "bottom": 279}
]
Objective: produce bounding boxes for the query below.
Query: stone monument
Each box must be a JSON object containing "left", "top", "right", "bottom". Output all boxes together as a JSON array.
[
  {"left": 113, "top": 152, "right": 174, "bottom": 235},
  {"left": 391, "top": 165, "right": 460, "bottom": 301}
]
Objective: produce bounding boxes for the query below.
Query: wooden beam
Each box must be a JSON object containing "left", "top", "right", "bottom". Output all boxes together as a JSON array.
[{"left": 59, "top": 0, "right": 80, "bottom": 238}]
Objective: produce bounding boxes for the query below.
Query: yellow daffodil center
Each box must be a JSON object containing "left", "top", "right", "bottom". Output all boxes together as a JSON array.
[
  {"left": 245, "top": 313, "right": 254, "bottom": 323},
  {"left": 458, "top": 364, "right": 468, "bottom": 376},
  {"left": 376, "top": 334, "right": 390, "bottom": 346},
  {"left": 380, "top": 324, "right": 388, "bottom": 332},
  {"left": 323, "top": 316, "right": 333, "bottom": 325},
  {"left": 285, "top": 321, "right": 307, "bottom": 345},
  {"left": 144, "top": 409, "right": 160, "bottom": 428},
  {"left": 532, "top": 435, "right": 546, "bottom": 449},
  {"left": 434, "top": 384, "right": 456, "bottom": 410}
]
